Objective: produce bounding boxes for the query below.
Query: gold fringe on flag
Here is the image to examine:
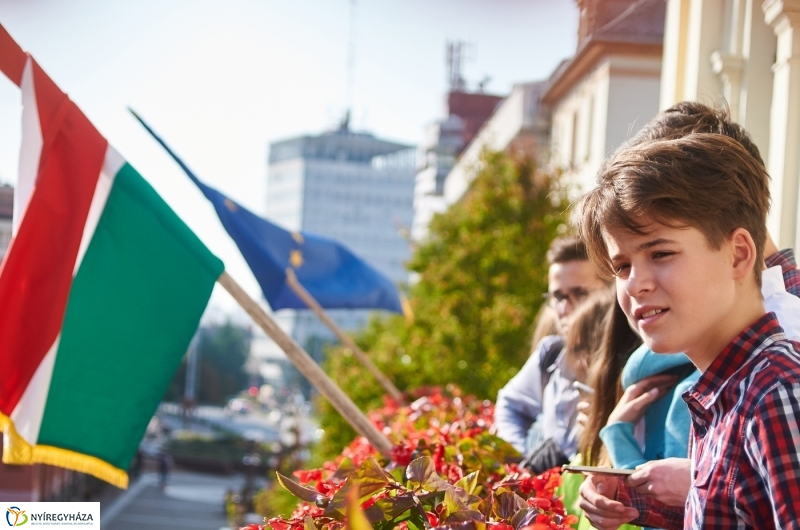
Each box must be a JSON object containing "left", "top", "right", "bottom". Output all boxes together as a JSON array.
[
  {"left": 0, "top": 413, "right": 129, "bottom": 488},
  {"left": 400, "top": 293, "right": 415, "bottom": 323}
]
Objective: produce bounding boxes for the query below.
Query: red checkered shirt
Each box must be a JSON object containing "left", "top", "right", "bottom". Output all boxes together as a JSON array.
[
  {"left": 616, "top": 312, "right": 800, "bottom": 529},
  {"left": 766, "top": 248, "right": 800, "bottom": 297}
]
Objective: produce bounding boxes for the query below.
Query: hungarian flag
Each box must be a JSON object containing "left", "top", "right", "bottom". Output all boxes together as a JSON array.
[{"left": 0, "top": 26, "right": 224, "bottom": 487}]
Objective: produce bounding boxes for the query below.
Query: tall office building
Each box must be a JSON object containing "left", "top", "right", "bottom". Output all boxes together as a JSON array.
[{"left": 263, "top": 119, "right": 416, "bottom": 358}]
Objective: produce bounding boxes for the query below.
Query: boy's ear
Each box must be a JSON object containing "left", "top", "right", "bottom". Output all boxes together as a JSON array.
[{"left": 729, "top": 228, "right": 758, "bottom": 282}]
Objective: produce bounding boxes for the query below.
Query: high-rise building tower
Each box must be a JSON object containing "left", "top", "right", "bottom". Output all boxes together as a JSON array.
[{"left": 264, "top": 119, "right": 416, "bottom": 357}]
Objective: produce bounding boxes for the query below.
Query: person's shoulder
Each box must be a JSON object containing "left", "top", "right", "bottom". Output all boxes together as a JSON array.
[
  {"left": 536, "top": 334, "right": 564, "bottom": 350},
  {"left": 746, "top": 345, "right": 800, "bottom": 425},
  {"left": 747, "top": 338, "right": 800, "bottom": 393},
  {"left": 534, "top": 334, "right": 564, "bottom": 359},
  {"left": 621, "top": 344, "right": 692, "bottom": 388}
]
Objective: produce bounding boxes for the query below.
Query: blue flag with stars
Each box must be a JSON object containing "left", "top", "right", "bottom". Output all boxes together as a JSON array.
[{"left": 131, "top": 110, "right": 405, "bottom": 314}]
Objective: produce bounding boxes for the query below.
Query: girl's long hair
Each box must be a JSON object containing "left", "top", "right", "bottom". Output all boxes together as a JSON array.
[
  {"left": 564, "top": 289, "right": 615, "bottom": 383},
  {"left": 579, "top": 299, "right": 642, "bottom": 465}
]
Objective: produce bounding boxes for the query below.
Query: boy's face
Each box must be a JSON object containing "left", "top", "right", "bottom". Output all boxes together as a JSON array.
[
  {"left": 547, "top": 259, "right": 606, "bottom": 334},
  {"left": 603, "top": 221, "right": 738, "bottom": 358}
]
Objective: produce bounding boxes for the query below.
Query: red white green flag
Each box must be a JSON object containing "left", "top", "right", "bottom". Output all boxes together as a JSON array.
[{"left": 0, "top": 27, "right": 224, "bottom": 487}]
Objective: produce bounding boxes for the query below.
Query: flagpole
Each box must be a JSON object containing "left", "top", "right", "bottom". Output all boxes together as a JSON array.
[
  {"left": 284, "top": 269, "right": 406, "bottom": 404},
  {"left": 216, "top": 271, "right": 394, "bottom": 458}
]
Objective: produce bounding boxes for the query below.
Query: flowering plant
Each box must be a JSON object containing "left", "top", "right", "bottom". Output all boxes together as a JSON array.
[{"left": 250, "top": 387, "right": 576, "bottom": 530}]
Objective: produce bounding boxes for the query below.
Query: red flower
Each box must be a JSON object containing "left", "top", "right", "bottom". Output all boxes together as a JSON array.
[
  {"left": 526, "top": 497, "right": 551, "bottom": 510},
  {"left": 292, "top": 469, "right": 322, "bottom": 484},
  {"left": 446, "top": 464, "right": 464, "bottom": 483},
  {"left": 433, "top": 443, "right": 446, "bottom": 473},
  {"left": 391, "top": 441, "right": 415, "bottom": 467}
]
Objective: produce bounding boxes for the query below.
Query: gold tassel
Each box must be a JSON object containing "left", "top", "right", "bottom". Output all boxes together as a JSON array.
[{"left": 0, "top": 413, "right": 128, "bottom": 488}]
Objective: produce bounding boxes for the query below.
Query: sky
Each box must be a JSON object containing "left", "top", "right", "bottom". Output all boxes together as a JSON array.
[{"left": 0, "top": 0, "right": 578, "bottom": 321}]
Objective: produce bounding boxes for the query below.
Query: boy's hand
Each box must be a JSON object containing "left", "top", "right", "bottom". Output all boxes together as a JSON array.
[
  {"left": 628, "top": 457, "right": 691, "bottom": 506},
  {"left": 578, "top": 474, "right": 639, "bottom": 530},
  {"left": 607, "top": 374, "right": 678, "bottom": 425}
]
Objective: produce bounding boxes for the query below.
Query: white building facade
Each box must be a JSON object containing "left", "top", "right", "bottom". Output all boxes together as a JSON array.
[
  {"left": 411, "top": 91, "right": 503, "bottom": 242},
  {"left": 544, "top": 0, "right": 666, "bottom": 193},
  {"left": 658, "top": 0, "right": 799, "bottom": 250},
  {"left": 443, "top": 81, "right": 551, "bottom": 205},
  {"left": 265, "top": 125, "right": 416, "bottom": 357}
]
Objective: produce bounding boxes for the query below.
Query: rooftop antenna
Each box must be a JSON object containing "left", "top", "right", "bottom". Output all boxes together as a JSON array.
[
  {"left": 446, "top": 41, "right": 472, "bottom": 92},
  {"left": 344, "top": 0, "right": 357, "bottom": 130}
]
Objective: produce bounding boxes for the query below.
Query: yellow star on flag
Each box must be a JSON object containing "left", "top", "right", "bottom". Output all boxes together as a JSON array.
[
  {"left": 224, "top": 198, "right": 238, "bottom": 212},
  {"left": 290, "top": 249, "right": 304, "bottom": 268}
]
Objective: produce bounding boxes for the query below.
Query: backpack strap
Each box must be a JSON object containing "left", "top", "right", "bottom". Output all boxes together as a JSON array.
[{"left": 540, "top": 336, "right": 565, "bottom": 392}]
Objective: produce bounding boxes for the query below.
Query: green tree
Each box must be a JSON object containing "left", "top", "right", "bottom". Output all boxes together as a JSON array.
[
  {"left": 315, "top": 151, "right": 571, "bottom": 456},
  {"left": 163, "top": 320, "right": 251, "bottom": 405}
]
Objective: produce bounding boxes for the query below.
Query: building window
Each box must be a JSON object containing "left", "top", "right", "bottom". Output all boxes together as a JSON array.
[
  {"left": 570, "top": 110, "right": 580, "bottom": 169},
  {"left": 585, "top": 95, "right": 594, "bottom": 162}
]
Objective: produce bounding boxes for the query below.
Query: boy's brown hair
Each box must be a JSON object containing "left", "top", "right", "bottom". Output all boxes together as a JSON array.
[
  {"left": 626, "top": 101, "right": 764, "bottom": 166},
  {"left": 546, "top": 235, "right": 588, "bottom": 265},
  {"left": 575, "top": 133, "right": 771, "bottom": 285}
]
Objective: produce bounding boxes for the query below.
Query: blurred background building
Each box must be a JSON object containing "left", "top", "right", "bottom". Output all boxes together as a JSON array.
[
  {"left": 0, "top": 185, "right": 12, "bottom": 260},
  {"left": 438, "top": 0, "right": 666, "bottom": 215},
  {"left": 442, "top": 81, "right": 551, "bottom": 207},
  {"left": 263, "top": 118, "right": 416, "bottom": 361},
  {"left": 544, "top": 0, "right": 665, "bottom": 192},
  {"left": 411, "top": 42, "right": 504, "bottom": 242}
]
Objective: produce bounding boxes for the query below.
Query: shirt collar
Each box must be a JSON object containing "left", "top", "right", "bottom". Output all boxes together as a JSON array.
[
  {"left": 684, "top": 312, "right": 783, "bottom": 410},
  {"left": 762, "top": 265, "right": 787, "bottom": 300}
]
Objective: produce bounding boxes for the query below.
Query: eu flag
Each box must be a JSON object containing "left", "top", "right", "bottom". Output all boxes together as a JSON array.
[{"left": 132, "top": 111, "right": 405, "bottom": 314}]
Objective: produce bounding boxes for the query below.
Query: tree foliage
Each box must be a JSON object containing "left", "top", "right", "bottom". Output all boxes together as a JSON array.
[
  {"left": 163, "top": 320, "right": 251, "bottom": 405},
  {"left": 316, "top": 151, "right": 570, "bottom": 456}
]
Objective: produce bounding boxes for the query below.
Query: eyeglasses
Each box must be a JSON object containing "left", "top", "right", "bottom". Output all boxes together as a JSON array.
[{"left": 542, "top": 288, "right": 591, "bottom": 308}]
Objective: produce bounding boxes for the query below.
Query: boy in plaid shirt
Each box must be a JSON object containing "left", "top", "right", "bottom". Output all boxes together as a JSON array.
[{"left": 574, "top": 133, "right": 800, "bottom": 529}]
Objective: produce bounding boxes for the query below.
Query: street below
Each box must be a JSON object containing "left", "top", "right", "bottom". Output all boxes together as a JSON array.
[{"left": 101, "top": 470, "right": 258, "bottom": 530}]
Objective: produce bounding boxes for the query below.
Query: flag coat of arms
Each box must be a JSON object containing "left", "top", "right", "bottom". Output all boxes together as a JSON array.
[{"left": 0, "top": 29, "right": 223, "bottom": 487}]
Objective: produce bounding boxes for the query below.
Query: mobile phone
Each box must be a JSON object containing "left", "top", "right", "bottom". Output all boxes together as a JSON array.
[
  {"left": 561, "top": 465, "right": 635, "bottom": 476},
  {"left": 572, "top": 381, "right": 595, "bottom": 395}
]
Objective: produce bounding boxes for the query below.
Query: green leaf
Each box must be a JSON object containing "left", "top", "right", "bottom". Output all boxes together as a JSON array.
[
  {"left": 477, "top": 488, "right": 493, "bottom": 519},
  {"left": 389, "top": 467, "right": 405, "bottom": 483},
  {"left": 347, "top": 487, "right": 375, "bottom": 530},
  {"left": 329, "top": 458, "right": 394, "bottom": 513},
  {"left": 405, "top": 511, "right": 428, "bottom": 530},
  {"left": 275, "top": 472, "right": 325, "bottom": 504},
  {"left": 332, "top": 456, "right": 356, "bottom": 480},
  {"left": 454, "top": 471, "right": 479, "bottom": 494},
  {"left": 406, "top": 457, "right": 450, "bottom": 492},
  {"left": 510, "top": 508, "right": 537, "bottom": 529},
  {"left": 443, "top": 487, "right": 468, "bottom": 514},
  {"left": 363, "top": 495, "right": 417, "bottom": 524},
  {"left": 445, "top": 510, "right": 485, "bottom": 523},
  {"left": 303, "top": 515, "right": 318, "bottom": 530},
  {"left": 491, "top": 491, "right": 527, "bottom": 521}
]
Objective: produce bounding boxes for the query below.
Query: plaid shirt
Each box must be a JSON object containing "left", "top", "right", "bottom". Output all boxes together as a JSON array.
[
  {"left": 617, "top": 312, "right": 800, "bottom": 529},
  {"left": 766, "top": 248, "right": 799, "bottom": 297}
]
